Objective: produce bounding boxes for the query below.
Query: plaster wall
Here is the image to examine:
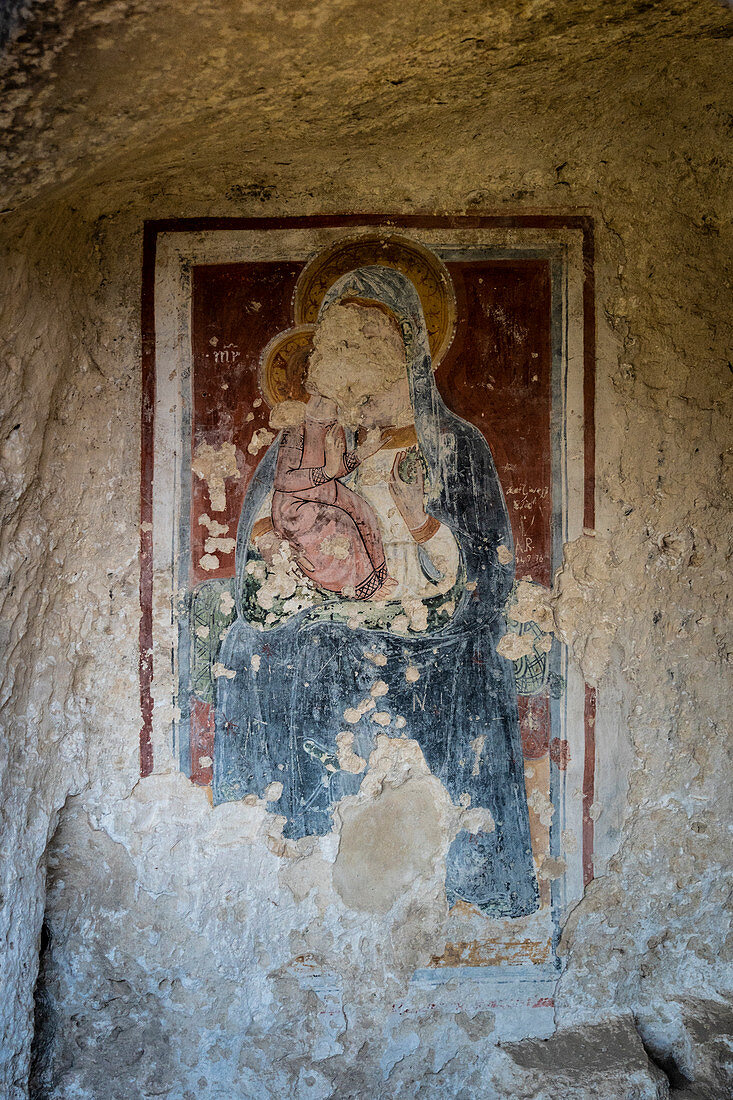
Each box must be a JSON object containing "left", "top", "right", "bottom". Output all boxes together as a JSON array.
[{"left": 0, "top": 2, "right": 731, "bottom": 1097}]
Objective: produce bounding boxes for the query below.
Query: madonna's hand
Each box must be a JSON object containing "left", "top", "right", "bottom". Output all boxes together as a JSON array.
[{"left": 389, "top": 450, "right": 428, "bottom": 531}]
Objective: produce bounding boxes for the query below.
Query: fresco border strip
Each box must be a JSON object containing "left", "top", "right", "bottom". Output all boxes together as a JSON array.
[{"left": 139, "top": 214, "right": 597, "bottom": 890}]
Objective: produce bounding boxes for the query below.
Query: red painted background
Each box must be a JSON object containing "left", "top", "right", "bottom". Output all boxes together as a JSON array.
[
  {"left": 190, "top": 259, "right": 554, "bottom": 765},
  {"left": 191, "top": 259, "right": 552, "bottom": 587}
]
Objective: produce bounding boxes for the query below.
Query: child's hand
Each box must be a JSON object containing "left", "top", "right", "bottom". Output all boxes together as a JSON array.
[
  {"left": 357, "top": 427, "right": 386, "bottom": 462},
  {"left": 324, "top": 424, "right": 345, "bottom": 477}
]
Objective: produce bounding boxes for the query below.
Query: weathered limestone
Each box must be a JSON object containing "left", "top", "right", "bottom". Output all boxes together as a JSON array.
[{"left": 0, "top": 1, "right": 731, "bottom": 1097}]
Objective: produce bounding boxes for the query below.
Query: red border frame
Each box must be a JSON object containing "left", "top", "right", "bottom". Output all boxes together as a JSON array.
[{"left": 139, "top": 213, "right": 597, "bottom": 873}]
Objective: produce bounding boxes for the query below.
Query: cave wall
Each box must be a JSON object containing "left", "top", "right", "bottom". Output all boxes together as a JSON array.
[{"left": 0, "top": 1, "right": 731, "bottom": 1097}]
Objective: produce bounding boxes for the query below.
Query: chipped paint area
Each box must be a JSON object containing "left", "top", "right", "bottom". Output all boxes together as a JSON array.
[{"left": 191, "top": 440, "right": 240, "bottom": 511}]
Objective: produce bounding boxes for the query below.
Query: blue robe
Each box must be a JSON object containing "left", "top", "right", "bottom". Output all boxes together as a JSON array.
[{"left": 212, "top": 266, "right": 538, "bottom": 918}]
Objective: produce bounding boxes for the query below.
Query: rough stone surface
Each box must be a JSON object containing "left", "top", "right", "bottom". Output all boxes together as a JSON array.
[{"left": 0, "top": 1, "right": 731, "bottom": 1097}]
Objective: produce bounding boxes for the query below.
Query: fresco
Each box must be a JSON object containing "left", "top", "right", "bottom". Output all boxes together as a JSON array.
[{"left": 142, "top": 218, "right": 596, "bottom": 981}]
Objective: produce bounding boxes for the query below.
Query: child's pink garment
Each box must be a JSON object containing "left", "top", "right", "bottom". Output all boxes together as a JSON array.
[{"left": 272, "top": 416, "right": 388, "bottom": 600}]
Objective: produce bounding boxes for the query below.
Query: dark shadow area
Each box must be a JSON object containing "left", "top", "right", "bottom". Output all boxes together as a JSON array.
[
  {"left": 637, "top": 1034, "right": 694, "bottom": 1092},
  {"left": 28, "top": 918, "right": 56, "bottom": 1100},
  {"left": 0, "top": 0, "right": 39, "bottom": 50}
]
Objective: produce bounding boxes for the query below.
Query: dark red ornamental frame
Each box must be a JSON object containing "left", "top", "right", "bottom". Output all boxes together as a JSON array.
[{"left": 139, "top": 213, "right": 597, "bottom": 885}]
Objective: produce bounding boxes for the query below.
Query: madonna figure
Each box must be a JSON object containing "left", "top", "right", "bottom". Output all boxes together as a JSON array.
[{"left": 212, "top": 246, "right": 539, "bottom": 919}]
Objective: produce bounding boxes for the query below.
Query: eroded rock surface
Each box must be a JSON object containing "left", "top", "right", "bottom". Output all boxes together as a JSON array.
[{"left": 1, "top": 1, "right": 731, "bottom": 1097}]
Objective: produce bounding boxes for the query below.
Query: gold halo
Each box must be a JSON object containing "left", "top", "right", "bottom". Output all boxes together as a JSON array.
[
  {"left": 293, "top": 233, "right": 457, "bottom": 368},
  {"left": 258, "top": 324, "right": 315, "bottom": 408}
]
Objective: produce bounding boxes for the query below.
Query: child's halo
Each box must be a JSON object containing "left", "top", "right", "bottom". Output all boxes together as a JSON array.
[{"left": 258, "top": 324, "right": 315, "bottom": 409}]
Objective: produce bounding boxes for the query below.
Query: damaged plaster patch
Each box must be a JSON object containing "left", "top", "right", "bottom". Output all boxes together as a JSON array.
[
  {"left": 370, "top": 710, "right": 392, "bottom": 726},
  {"left": 497, "top": 543, "right": 513, "bottom": 564},
  {"left": 508, "top": 579, "right": 555, "bottom": 634},
  {"left": 470, "top": 734, "right": 486, "bottom": 777},
  {"left": 332, "top": 744, "right": 449, "bottom": 914},
  {"left": 332, "top": 736, "right": 494, "bottom": 915},
  {"left": 343, "top": 696, "right": 375, "bottom": 724},
  {"left": 308, "top": 301, "right": 407, "bottom": 428},
  {"left": 211, "top": 662, "right": 236, "bottom": 679},
  {"left": 496, "top": 631, "right": 536, "bottom": 660},
  {"left": 335, "top": 731, "right": 367, "bottom": 774},
  {"left": 269, "top": 399, "right": 306, "bottom": 429},
  {"left": 364, "top": 650, "right": 387, "bottom": 666},
  {"left": 198, "top": 512, "right": 229, "bottom": 538},
  {"left": 527, "top": 788, "right": 555, "bottom": 828},
  {"left": 247, "top": 427, "right": 275, "bottom": 455},
  {"left": 320, "top": 533, "right": 351, "bottom": 560},
  {"left": 265, "top": 781, "right": 283, "bottom": 801},
  {"left": 191, "top": 441, "right": 240, "bottom": 511},
  {"left": 204, "top": 536, "right": 236, "bottom": 555}
]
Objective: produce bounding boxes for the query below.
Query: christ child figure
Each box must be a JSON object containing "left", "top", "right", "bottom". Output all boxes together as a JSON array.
[{"left": 270, "top": 385, "right": 397, "bottom": 602}]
